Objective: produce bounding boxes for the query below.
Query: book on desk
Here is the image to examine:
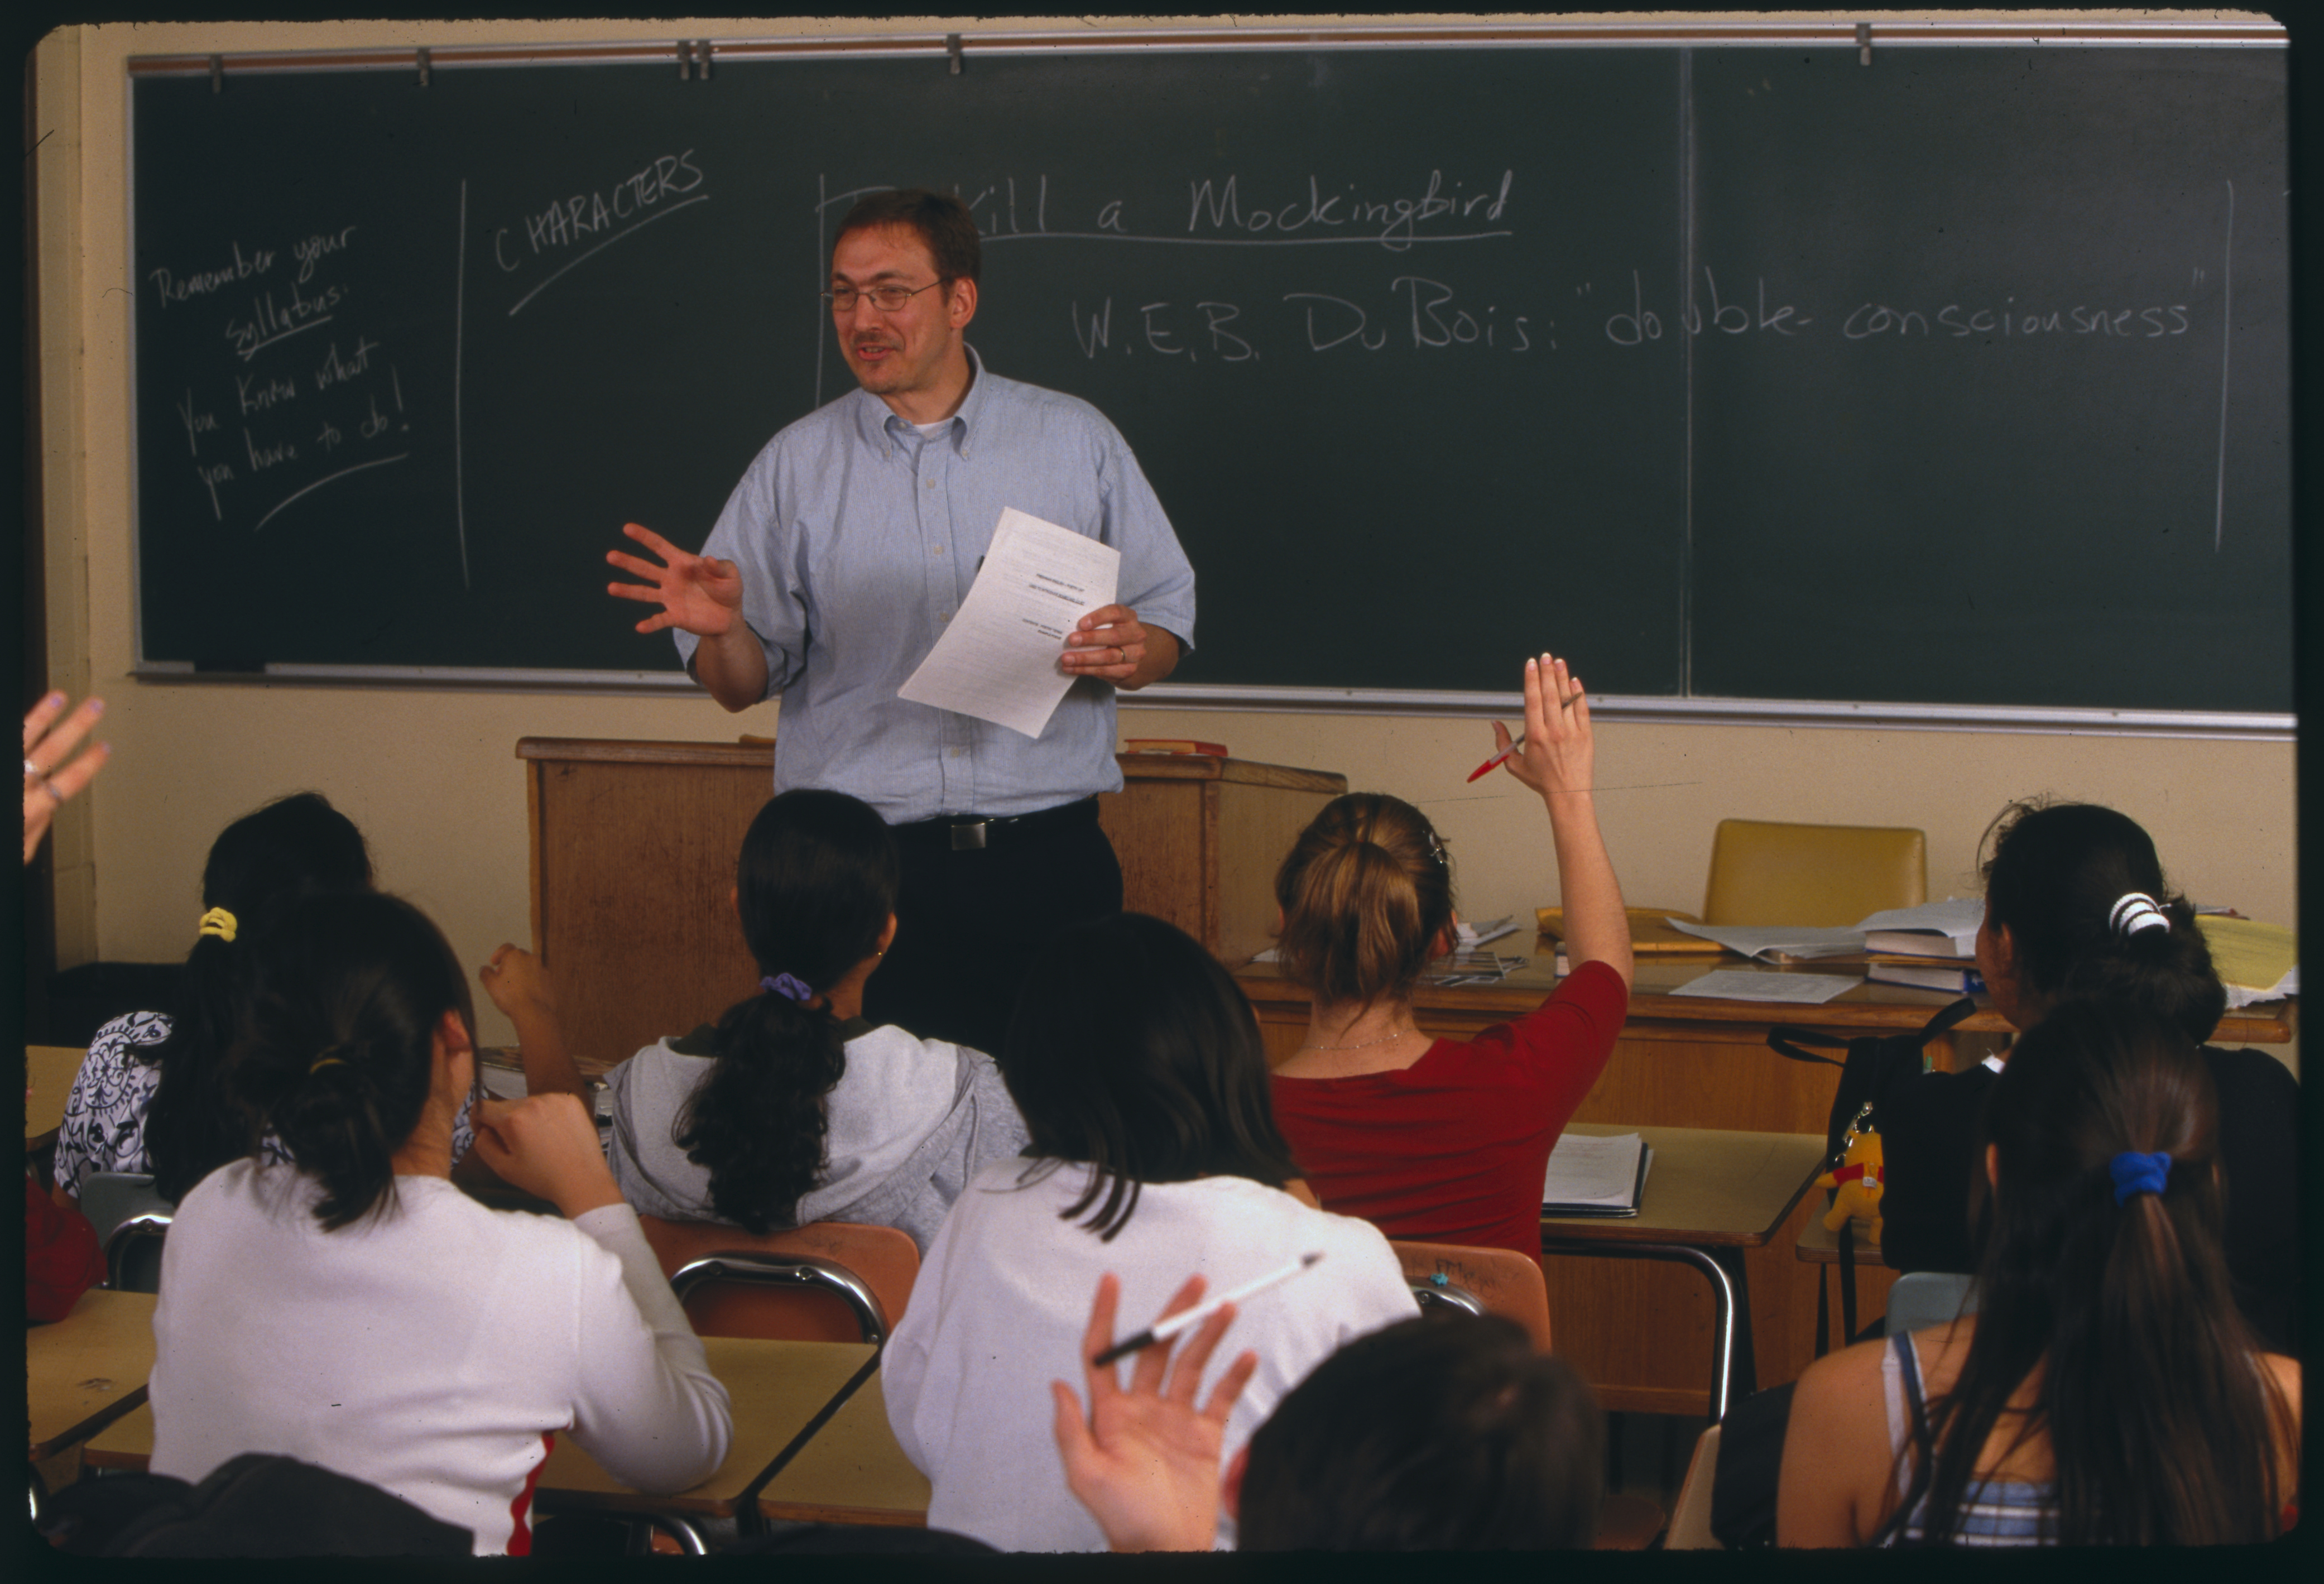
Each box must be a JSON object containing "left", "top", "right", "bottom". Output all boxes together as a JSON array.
[{"left": 1542, "top": 1131, "right": 1652, "bottom": 1218}]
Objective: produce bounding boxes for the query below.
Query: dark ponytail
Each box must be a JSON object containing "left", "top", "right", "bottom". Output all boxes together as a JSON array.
[
  {"left": 1978, "top": 800, "right": 2225, "bottom": 1042},
  {"left": 1881, "top": 1000, "right": 2293, "bottom": 1545},
  {"left": 232, "top": 892, "right": 472, "bottom": 1230},
  {"left": 147, "top": 793, "right": 373, "bottom": 1202},
  {"left": 1273, "top": 793, "right": 1455, "bottom": 1013},
  {"left": 674, "top": 790, "right": 899, "bottom": 1234}
]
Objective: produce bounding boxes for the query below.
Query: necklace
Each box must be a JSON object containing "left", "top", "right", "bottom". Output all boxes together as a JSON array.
[{"left": 1297, "top": 1023, "right": 1419, "bottom": 1054}]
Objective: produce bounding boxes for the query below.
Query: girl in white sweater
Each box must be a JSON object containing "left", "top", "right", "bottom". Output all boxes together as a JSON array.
[
  {"left": 599, "top": 788, "right": 1026, "bottom": 1252},
  {"left": 148, "top": 892, "right": 731, "bottom": 1555},
  {"left": 883, "top": 912, "right": 1418, "bottom": 1551}
]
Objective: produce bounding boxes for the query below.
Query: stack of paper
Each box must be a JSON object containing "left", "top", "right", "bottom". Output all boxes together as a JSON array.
[
  {"left": 1542, "top": 1131, "right": 1653, "bottom": 1216},
  {"left": 2195, "top": 916, "right": 2298, "bottom": 1009},
  {"left": 1662, "top": 920, "right": 1868, "bottom": 960},
  {"left": 1856, "top": 898, "right": 1985, "bottom": 959}
]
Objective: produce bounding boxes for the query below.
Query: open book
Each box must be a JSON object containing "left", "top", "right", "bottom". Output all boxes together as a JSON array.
[{"left": 1542, "top": 1131, "right": 1653, "bottom": 1217}]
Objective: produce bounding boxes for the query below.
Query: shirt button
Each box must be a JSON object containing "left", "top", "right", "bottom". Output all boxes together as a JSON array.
[{"left": 925, "top": 478, "right": 937, "bottom": 490}]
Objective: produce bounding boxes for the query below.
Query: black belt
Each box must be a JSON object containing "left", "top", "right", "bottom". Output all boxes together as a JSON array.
[{"left": 894, "top": 796, "right": 1100, "bottom": 852}]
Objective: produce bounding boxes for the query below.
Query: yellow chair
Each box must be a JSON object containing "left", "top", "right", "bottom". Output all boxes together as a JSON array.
[
  {"left": 636, "top": 1217, "right": 919, "bottom": 1344},
  {"left": 1702, "top": 819, "right": 1927, "bottom": 928}
]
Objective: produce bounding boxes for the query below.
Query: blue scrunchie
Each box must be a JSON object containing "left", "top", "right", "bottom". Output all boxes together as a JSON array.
[
  {"left": 2109, "top": 1150, "right": 2172, "bottom": 1205},
  {"left": 761, "top": 972, "right": 815, "bottom": 1004}
]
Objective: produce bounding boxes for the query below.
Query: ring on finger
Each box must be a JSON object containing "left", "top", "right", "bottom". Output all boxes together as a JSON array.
[
  {"left": 35, "top": 777, "right": 63, "bottom": 805},
  {"left": 24, "top": 757, "right": 41, "bottom": 780}
]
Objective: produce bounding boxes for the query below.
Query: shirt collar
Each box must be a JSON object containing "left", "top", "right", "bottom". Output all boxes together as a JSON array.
[{"left": 853, "top": 344, "right": 984, "bottom": 458}]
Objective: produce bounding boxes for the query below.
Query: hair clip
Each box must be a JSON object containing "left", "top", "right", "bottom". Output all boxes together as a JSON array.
[
  {"left": 2109, "top": 1149, "right": 2172, "bottom": 1204},
  {"left": 762, "top": 972, "right": 815, "bottom": 1004},
  {"left": 2108, "top": 892, "right": 2169, "bottom": 937}
]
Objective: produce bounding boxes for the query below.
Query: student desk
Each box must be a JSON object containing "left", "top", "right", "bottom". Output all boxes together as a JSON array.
[
  {"left": 83, "top": 1337, "right": 883, "bottom": 1543},
  {"left": 754, "top": 1369, "right": 930, "bottom": 1528},
  {"left": 1237, "top": 947, "right": 2293, "bottom": 1409},
  {"left": 26, "top": 1044, "right": 87, "bottom": 1151},
  {"left": 532, "top": 1337, "right": 877, "bottom": 1533},
  {"left": 1541, "top": 1124, "right": 1825, "bottom": 1421},
  {"left": 28, "top": 1289, "right": 156, "bottom": 1465}
]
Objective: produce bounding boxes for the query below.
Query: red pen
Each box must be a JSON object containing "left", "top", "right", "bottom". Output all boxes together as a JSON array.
[{"left": 1465, "top": 736, "right": 1525, "bottom": 783}]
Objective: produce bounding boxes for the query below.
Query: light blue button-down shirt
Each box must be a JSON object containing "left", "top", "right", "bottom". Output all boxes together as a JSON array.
[{"left": 677, "top": 349, "right": 1197, "bottom": 823}]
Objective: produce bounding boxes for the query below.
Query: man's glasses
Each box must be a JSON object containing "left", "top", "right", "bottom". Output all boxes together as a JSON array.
[{"left": 823, "top": 280, "right": 945, "bottom": 314}]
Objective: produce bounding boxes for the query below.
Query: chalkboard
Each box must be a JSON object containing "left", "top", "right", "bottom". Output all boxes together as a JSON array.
[{"left": 128, "top": 39, "right": 2289, "bottom": 716}]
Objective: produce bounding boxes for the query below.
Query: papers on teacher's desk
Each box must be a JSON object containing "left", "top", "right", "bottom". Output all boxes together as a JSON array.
[
  {"left": 1856, "top": 897, "right": 1985, "bottom": 959},
  {"left": 1670, "top": 969, "right": 1859, "bottom": 1005},
  {"left": 1662, "top": 920, "right": 1867, "bottom": 961},
  {"left": 897, "top": 508, "right": 1120, "bottom": 738},
  {"left": 1543, "top": 1131, "right": 1653, "bottom": 1216}
]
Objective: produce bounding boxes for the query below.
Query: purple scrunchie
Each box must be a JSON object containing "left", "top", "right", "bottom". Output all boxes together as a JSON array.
[
  {"left": 761, "top": 972, "right": 815, "bottom": 1004},
  {"left": 2109, "top": 1150, "right": 2172, "bottom": 1206}
]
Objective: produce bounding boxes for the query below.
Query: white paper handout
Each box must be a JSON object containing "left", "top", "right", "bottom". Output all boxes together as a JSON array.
[
  {"left": 1669, "top": 969, "right": 1859, "bottom": 1005},
  {"left": 1663, "top": 919, "right": 1868, "bottom": 960},
  {"left": 897, "top": 508, "right": 1120, "bottom": 738}
]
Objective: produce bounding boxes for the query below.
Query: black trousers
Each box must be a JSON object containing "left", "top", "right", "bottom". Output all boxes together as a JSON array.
[{"left": 862, "top": 799, "right": 1123, "bottom": 1058}]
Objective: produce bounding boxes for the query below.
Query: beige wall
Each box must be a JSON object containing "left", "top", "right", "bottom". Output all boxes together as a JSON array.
[{"left": 32, "top": 16, "right": 2294, "bottom": 1067}]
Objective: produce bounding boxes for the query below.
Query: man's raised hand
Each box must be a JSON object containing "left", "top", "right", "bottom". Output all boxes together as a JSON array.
[{"left": 606, "top": 522, "right": 743, "bottom": 638}]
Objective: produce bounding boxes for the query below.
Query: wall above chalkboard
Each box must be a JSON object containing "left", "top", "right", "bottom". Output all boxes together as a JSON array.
[{"left": 126, "top": 21, "right": 2291, "bottom": 729}]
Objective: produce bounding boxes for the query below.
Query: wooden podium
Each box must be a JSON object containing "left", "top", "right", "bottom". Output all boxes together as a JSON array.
[{"left": 515, "top": 738, "right": 1344, "bottom": 1072}]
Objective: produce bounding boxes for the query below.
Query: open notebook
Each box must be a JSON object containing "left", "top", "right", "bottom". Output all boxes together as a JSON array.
[{"left": 1542, "top": 1131, "right": 1653, "bottom": 1217}]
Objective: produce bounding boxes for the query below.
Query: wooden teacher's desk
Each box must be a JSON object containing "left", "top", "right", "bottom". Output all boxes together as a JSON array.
[
  {"left": 1238, "top": 946, "right": 2294, "bottom": 1414},
  {"left": 518, "top": 738, "right": 1345, "bottom": 1075}
]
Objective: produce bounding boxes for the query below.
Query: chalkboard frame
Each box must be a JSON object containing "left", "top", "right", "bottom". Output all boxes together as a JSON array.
[{"left": 121, "top": 18, "right": 2295, "bottom": 740}]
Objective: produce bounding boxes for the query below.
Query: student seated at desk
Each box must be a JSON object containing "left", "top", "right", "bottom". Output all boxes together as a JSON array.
[
  {"left": 1053, "top": 1278, "right": 1604, "bottom": 1551},
  {"left": 51, "top": 793, "right": 480, "bottom": 1204},
  {"left": 1879, "top": 800, "right": 2300, "bottom": 1351},
  {"left": 148, "top": 892, "right": 732, "bottom": 1556},
  {"left": 580, "top": 788, "right": 1027, "bottom": 1253},
  {"left": 1779, "top": 1000, "right": 2299, "bottom": 1546},
  {"left": 1267, "top": 654, "right": 1632, "bottom": 1264},
  {"left": 883, "top": 913, "right": 1418, "bottom": 1551}
]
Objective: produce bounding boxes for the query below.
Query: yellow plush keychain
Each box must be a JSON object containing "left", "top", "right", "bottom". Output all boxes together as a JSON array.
[{"left": 1816, "top": 1102, "right": 1885, "bottom": 1244}]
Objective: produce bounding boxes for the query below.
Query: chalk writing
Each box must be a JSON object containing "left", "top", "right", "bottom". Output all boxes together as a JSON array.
[
  {"left": 148, "top": 241, "right": 276, "bottom": 308},
  {"left": 498, "top": 152, "right": 712, "bottom": 316}
]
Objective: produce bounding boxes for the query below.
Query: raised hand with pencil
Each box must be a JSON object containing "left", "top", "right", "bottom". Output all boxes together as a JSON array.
[{"left": 1486, "top": 654, "right": 1631, "bottom": 988}]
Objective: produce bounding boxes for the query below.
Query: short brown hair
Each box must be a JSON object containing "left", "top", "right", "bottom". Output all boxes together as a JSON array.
[
  {"left": 1273, "top": 793, "right": 1454, "bottom": 1011},
  {"left": 832, "top": 188, "right": 981, "bottom": 283}
]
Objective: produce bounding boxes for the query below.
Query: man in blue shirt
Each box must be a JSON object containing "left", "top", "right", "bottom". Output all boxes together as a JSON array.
[{"left": 608, "top": 190, "right": 1195, "bottom": 1054}]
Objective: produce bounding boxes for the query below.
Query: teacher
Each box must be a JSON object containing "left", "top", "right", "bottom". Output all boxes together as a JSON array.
[{"left": 608, "top": 189, "right": 1195, "bottom": 1056}]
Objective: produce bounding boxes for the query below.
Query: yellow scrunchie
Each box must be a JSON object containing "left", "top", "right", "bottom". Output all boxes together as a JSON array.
[{"left": 197, "top": 906, "right": 238, "bottom": 943}]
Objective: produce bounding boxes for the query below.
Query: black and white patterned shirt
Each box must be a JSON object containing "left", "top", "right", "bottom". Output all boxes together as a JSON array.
[{"left": 52, "top": 1011, "right": 474, "bottom": 1195}]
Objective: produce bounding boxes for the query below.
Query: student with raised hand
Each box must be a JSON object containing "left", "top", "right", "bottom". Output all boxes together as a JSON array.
[
  {"left": 1779, "top": 999, "right": 2299, "bottom": 1546},
  {"left": 882, "top": 911, "right": 1419, "bottom": 1551},
  {"left": 596, "top": 788, "right": 1027, "bottom": 1252},
  {"left": 1266, "top": 652, "right": 1631, "bottom": 1263},
  {"left": 1879, "top": 799, "right": 2300, "bottom": 1350},
  {"left": 147, "top": 891, "right": 731, "bottom": 1556},
  {"left": 1053, "top": 1280, "right": 1605, "bottom": 1551},
  {"left": 47, "top": 792, "right": 485, "bottom": 1204},
  {"left": 23, "top": 689, "right": 109, "bottom": 864}
]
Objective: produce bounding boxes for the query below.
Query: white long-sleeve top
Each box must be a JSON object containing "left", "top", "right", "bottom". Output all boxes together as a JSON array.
[
  {"left": 150, "top": 1160, "right": 732, "bottom": 1554},
  {"left": 883, "top": 1159, "right": 1421, "bottom": 1551}
]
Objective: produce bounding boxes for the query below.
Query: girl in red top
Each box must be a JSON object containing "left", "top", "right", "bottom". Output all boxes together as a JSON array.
[{"left": 1268, "top": 652, "right": 1634, "bottom": 1263}]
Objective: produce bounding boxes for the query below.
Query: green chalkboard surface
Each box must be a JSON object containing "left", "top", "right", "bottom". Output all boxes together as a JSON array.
[{"left": 129, "top": 41, "right": 2288, "bottom": 713}]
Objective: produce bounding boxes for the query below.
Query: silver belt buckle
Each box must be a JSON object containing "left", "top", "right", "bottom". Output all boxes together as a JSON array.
[{"left": 950, "top": 819, "right": 989, "bottom": 851}]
